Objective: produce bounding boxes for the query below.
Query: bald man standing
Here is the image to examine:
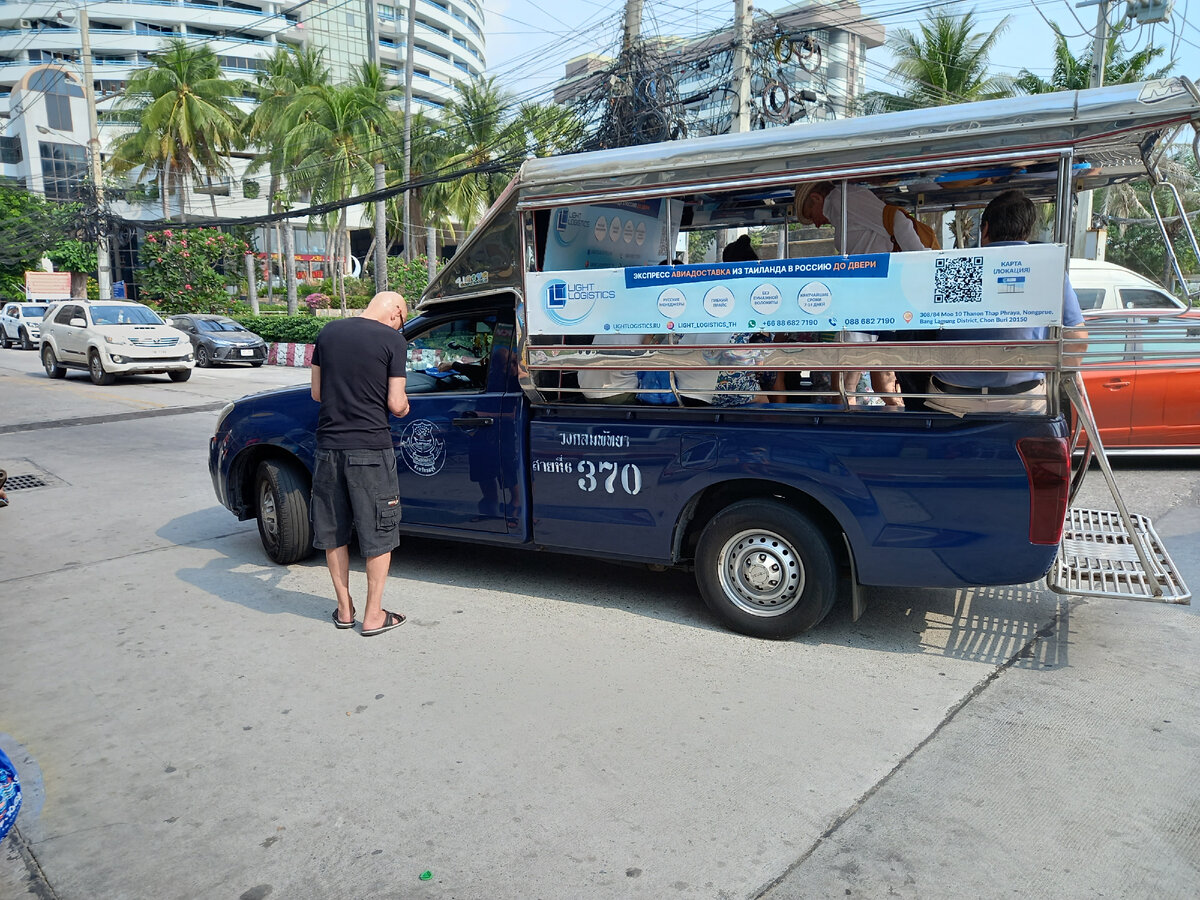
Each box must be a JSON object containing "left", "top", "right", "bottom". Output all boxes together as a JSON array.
[{"left": 310, "top": 291, "right": 411, "bottom": 637}]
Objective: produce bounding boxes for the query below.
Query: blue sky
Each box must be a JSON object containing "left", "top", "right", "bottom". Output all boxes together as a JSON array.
[{"left": 481, "top": 0, "right": 1200, "bottom": 106}]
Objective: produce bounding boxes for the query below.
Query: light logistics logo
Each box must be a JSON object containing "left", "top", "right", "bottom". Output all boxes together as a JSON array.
[{"left": 544, "top": 280, "right": 617, "bottom": 327}]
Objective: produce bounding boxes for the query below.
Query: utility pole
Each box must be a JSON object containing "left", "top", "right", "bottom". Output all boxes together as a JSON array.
[
  {"left": 78, "top": 9, "right": 113, "bottom": 300},
  {"left": 366, "top": 0, "right": 388, "bottom": 293},
  {"left": 731, "top": 0, "right": 753, "bottom": 135},
  {"left": 402, "top": 0, "right": 417, "bottom": 262},
  {"left": 1074, "top": 0, "right": 1110, "bottom": 260},
  {"left": 622, "top": 0, "right": 643, "bottom": 51}
]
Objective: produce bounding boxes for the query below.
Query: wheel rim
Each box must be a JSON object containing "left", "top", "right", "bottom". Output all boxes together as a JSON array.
[
  {"left": 43, "top": 348, "right": 54, "bottom": 373},
  {"left": 259, "top": 480, "right": 279, "bottom": 547},
  {"left": 198, "top": 347, "right": 209, "bottom": 366},
  {"left": 716, "top": 528, "right": 806, "bottom": 617}
]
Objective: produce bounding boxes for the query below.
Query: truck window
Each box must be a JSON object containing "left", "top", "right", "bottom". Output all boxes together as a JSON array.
[{"left": 406, "top": 315, "right": 499, "bottom": 392}]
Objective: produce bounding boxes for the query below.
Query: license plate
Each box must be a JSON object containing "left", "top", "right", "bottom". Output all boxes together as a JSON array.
[{"left": 240, "top": 349, "right": 255, "bottom": 357}]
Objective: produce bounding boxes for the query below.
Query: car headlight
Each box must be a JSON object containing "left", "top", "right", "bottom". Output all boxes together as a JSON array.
[
  {"left": 105, "top": 335, "right": 129, "bottom": 345},
  {"left": 208, "top": 339, "right": 233, "bottom": 347},
  {"left": 215, "top": 400, "right": 236, "bottom": 433}
]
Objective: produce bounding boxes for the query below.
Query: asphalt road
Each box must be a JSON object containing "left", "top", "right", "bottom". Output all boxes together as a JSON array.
[{"left": 1, "top": 344, "right": 1197, "bottom": 899}]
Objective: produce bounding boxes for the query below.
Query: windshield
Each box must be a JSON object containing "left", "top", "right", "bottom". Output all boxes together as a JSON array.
[
  {"left": 198, "top": 319, "right": 247, "bottom": 333},
  {"left": 91, "top": 305, "right": 164, "bottom": 326},
  {"left": 23, "top": 305, "right": 48, "bottom": 317}
]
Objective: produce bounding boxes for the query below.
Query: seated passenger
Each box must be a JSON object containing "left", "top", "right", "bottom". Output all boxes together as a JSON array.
[
  {"left": 926, "top": 190, "right": 1087, "bottom": 415},
  {"left": 578, "top": 332, "right": 643, "bottom": 403}
]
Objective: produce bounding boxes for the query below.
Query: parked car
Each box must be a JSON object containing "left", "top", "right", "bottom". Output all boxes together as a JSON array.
[
  {"left": 168, "top": 314, "right": 267, "bottom": 368},
  {"left": 1070, "top": 258, "right": 1191, "bottom": 313},
  {"left": 39, "top": 300, "right": 194, "bottom": 385},
  {"left": 0, "top": 302, "right": 50, "bottom": 350}
]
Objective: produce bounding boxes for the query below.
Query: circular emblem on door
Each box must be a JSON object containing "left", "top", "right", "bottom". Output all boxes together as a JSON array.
[{"left": 398, "top": 419, "right": 447, "bottom": 476}]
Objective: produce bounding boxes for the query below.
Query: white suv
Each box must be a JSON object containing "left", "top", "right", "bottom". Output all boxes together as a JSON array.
[
  {"left": 1, "top": 302, "right": 50, "bottom": 350},
  {"left": 39, "top": 300, "right": 194, "bottom": 385}
]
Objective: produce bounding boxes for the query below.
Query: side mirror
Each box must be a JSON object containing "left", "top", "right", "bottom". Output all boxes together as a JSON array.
[{"left": 69, "top": 317, "right": 86, "bottom": 328}]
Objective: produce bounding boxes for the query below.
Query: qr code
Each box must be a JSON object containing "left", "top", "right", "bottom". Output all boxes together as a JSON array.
[{"left": 933, "top": 256, "right": 984, "bottom": 304}]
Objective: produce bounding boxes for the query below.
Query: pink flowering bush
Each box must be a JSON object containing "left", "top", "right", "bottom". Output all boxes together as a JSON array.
[
  {"left": 138, "top": 228, "right": 248, "bottom": 314},
  {"left": 304, "top": 292, "right": 332, "bottom": 312}
]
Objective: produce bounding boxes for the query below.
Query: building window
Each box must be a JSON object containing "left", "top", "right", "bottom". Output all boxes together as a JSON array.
[
  {"left": 0, "top": 135, "right": 22, "bottom": 165},
  {"left": 39, "top": 141, "right": 88, "bottom": 200},
  {"left": 27, "top": 69, "right": 83, "bottom": 131}
]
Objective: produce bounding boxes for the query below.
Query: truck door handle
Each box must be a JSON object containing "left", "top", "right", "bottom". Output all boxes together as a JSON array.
[
  {"left": 453, "top": 416, "right": 494, "bottom": 430},
  {"left": 1103, "top": 379, "right": 1131, "bottom": 390}
]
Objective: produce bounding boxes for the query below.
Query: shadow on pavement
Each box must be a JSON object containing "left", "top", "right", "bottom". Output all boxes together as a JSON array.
[{"left": 161, "top": 509, "right": 1071, "bottom": 667}]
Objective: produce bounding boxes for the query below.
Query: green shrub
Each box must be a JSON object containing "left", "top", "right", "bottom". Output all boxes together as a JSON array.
[
  {"left": 233, "top": 314, "right": 327, "bottom": 343},
  {"left": 139, "top": 228, "right": 248, "bottom": 314}
]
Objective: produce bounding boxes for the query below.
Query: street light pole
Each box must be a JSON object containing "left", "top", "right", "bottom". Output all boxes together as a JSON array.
[{"left": 78, "top": 8, "right": 113, "bottom": 300}]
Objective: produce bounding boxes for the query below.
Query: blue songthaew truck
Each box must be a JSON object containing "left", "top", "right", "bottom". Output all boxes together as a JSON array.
[{"left": 210, "top": 79, "right": 1198, "bottom": 638}]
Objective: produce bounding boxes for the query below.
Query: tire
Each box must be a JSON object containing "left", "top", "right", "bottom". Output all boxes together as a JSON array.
[
  {"left": 255, "top": 458, "right": 313, "bottom": 565},
  {"left": 1, "top": 329, "right": 10, "bottom": 350},
  {"left": 42, "top": 345, "right": 66, "bottom": 378},
  {"left": 694, "top": 499, "right": 838, "bottom": 639},
  {"left": 168, "top": 368, "right": 192, "bottom": 382},
  {"left": 88, "top": 350, "right": 116, "bottom": 385},
  {"left": 250, "top": 360, "right": 264, "bottom": 368},
  {"left": 195, "top": 345, "right": 211, "bottom": 368},
  {"left": 19, "top": 328, "right": 34, "bottom": 350}
]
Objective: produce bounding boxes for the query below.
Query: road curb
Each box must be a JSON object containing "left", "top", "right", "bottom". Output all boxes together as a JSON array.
[{"left": 266, "top": 342, "right": 314, "bottom": 367}]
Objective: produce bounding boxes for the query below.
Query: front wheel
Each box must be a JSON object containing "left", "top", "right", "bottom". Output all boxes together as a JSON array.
[
  {"left": 168, "top": 368, "right": 192, "bottom": 382},
  {"left": 43, "top": 345, "right": 66, "bottom": 378},
  {"left": 195, "top": 345, "right": 211, "bottom": 368},
  {"left": 695, "top": 499, "right": 838, "bottom": 639},
  {"left": 19, "top": 328, "right": 34, "bottom": 350},
  {"left": 0, "top": 329, "right": 10, "bottom": 350},
  {"left": 88, "top": 350, "right": 115, "bottom": 385},
  {"left": 255, "top": 458, "right": 313, "bottom": 564}
]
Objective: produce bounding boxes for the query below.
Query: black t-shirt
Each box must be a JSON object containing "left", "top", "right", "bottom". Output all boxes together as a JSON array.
[{"left": 312, "top": 316, "right": 408, "bottom": 450}]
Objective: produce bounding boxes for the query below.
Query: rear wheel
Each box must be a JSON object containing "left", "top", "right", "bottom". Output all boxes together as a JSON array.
[
  {"left": 88, "top": 350, "right": 116, "bottom": 385},
  {"left": 19, "top": 328, "right": 34, "bottom": 350},
  {"left": 695, "top": 499, "right": 837, "bottom": 639},
  {"left": 42, "top": 345, "right": 66, "bottom": 378},
  {"left": 255, "top": 459, "right": 313, "bottom": 564},
  {"left": 168, "top": 368, "right": 192, "bottom": 382}
]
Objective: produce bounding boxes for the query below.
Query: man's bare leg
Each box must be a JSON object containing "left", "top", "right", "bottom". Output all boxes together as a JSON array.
[
  {"left": 360, "top": 551, "right": 393, "bottom": 632},
  {"left": 325, "top": 545, "right": 353, "bottom": 622},
  {"left": 871, "top": 370, "right": 904, "bottom": 407}
]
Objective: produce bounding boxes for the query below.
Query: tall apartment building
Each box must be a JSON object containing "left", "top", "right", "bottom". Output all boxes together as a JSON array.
[
  {"left": 555, "top": 0, "right": 883, "bottom": 135},
  {"left": 0, "top": 0, "right": 485, "bottom": 283}
]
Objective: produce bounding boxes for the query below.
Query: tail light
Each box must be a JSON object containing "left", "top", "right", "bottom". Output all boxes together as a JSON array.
[{"left": 1017, "top": 436, "right": 1070, "bottom": 545}]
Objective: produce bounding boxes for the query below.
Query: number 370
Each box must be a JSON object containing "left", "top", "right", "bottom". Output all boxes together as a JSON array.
[{"left": 577, "top": 461, "right": 642, "bottom": 495}]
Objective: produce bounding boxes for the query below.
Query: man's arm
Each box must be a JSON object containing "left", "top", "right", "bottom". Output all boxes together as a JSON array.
[
  {"left": 387, "top": 375, "right": 409, "bottom": 418},
  {"left": 891, "top": 212, "right": 926, "bottom": 252},
  {"left": 1063, "top": 327, "right": 1089, "bottom": 368},
  {"left": 310, "top": 364, "right": 321, "bottom": 402}
]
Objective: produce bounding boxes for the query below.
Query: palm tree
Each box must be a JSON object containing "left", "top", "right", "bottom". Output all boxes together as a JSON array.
[
  {"left": 107, "top": 39, "right": 245, "bottom": 219},
  {"left": 283, "top": 82, "right": 391, "bottom": 311},
  {"left": 510, "top": 102, "right": 586, "bottom": 159},
  {"left": 1014, "top": 21, "right": 1172, "bottom": 94},
  {"left": 863, "top": 8, "right": 1012, "bottom": 113},
  {"left": 351, "top": 61, "right": 400, "bottom": 290},
  {"left": 247, "top": 46, "right": 330, "bottom": 311},
  {"left": 439, "top": 77, "right": 520, "bottom": 237}
]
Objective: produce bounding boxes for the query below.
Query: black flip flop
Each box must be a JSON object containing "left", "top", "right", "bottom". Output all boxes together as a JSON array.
[
  {"left": 361, "top": 610, "right": 406, "bottom": 637},
  {"left": 332, "top": 606, "right": 356, "bottom": 630}
]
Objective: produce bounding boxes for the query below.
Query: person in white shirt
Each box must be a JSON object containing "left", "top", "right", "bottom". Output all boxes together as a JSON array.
[
  {"left": 794, "top": 181, "right": 925, "bottom": 406},
  {"left": 577, "top": 332, "right": 643, "bottom": 403}
]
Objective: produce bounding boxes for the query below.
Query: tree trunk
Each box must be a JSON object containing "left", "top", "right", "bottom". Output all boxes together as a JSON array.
[
  {"left": 206, "top": 176, "right": 218, "bottom": 218},
  {"left": 282, "top": 221, "right": 298, "bottom": 315},
  {"left": 245, "top": 253, "right": 259, "bottom": 314},
  {"left": 338, "top": 211, "right": 349, "bottom": 315},
  {"left": 265, "top": 175, "right": 278, "bottom": 302},
  {"left": 426, "top": 223, "right": 436, "bottom": 281}
]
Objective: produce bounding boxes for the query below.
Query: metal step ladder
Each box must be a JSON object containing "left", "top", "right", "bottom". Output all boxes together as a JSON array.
[{"left": 1047, "top": 372, "right": 1191, "bottom": 604}]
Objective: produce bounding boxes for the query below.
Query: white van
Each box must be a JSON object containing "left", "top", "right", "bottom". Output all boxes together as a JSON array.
[{"left": 1069, "top": 258, "right": 1190, "bottom": 314}]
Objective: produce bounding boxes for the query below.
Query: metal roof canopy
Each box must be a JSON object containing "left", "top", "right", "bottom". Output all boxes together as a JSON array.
[{"left": 422, "top": 77, "right": 1200, "bottom": 307}]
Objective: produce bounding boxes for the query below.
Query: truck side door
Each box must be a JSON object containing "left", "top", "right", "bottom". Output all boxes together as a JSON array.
[{"left": 392, "top": 308, "right": 517, "bottom": 533}]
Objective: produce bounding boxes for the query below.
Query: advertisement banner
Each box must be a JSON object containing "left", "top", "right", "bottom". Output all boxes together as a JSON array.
[
  {"left": 542, "top": 200, "right": 683, "bottom": 271},
  {"left": 527, "top": 244, "right": 1068, "bottom": 335},
  {"left": 24, "top": 271, "right": 72, "bottom": 300}
]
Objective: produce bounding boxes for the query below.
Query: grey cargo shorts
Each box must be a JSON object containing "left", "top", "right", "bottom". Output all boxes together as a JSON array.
[{"left": 310, "top": 448, "right": 401, "bottom": 557}]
